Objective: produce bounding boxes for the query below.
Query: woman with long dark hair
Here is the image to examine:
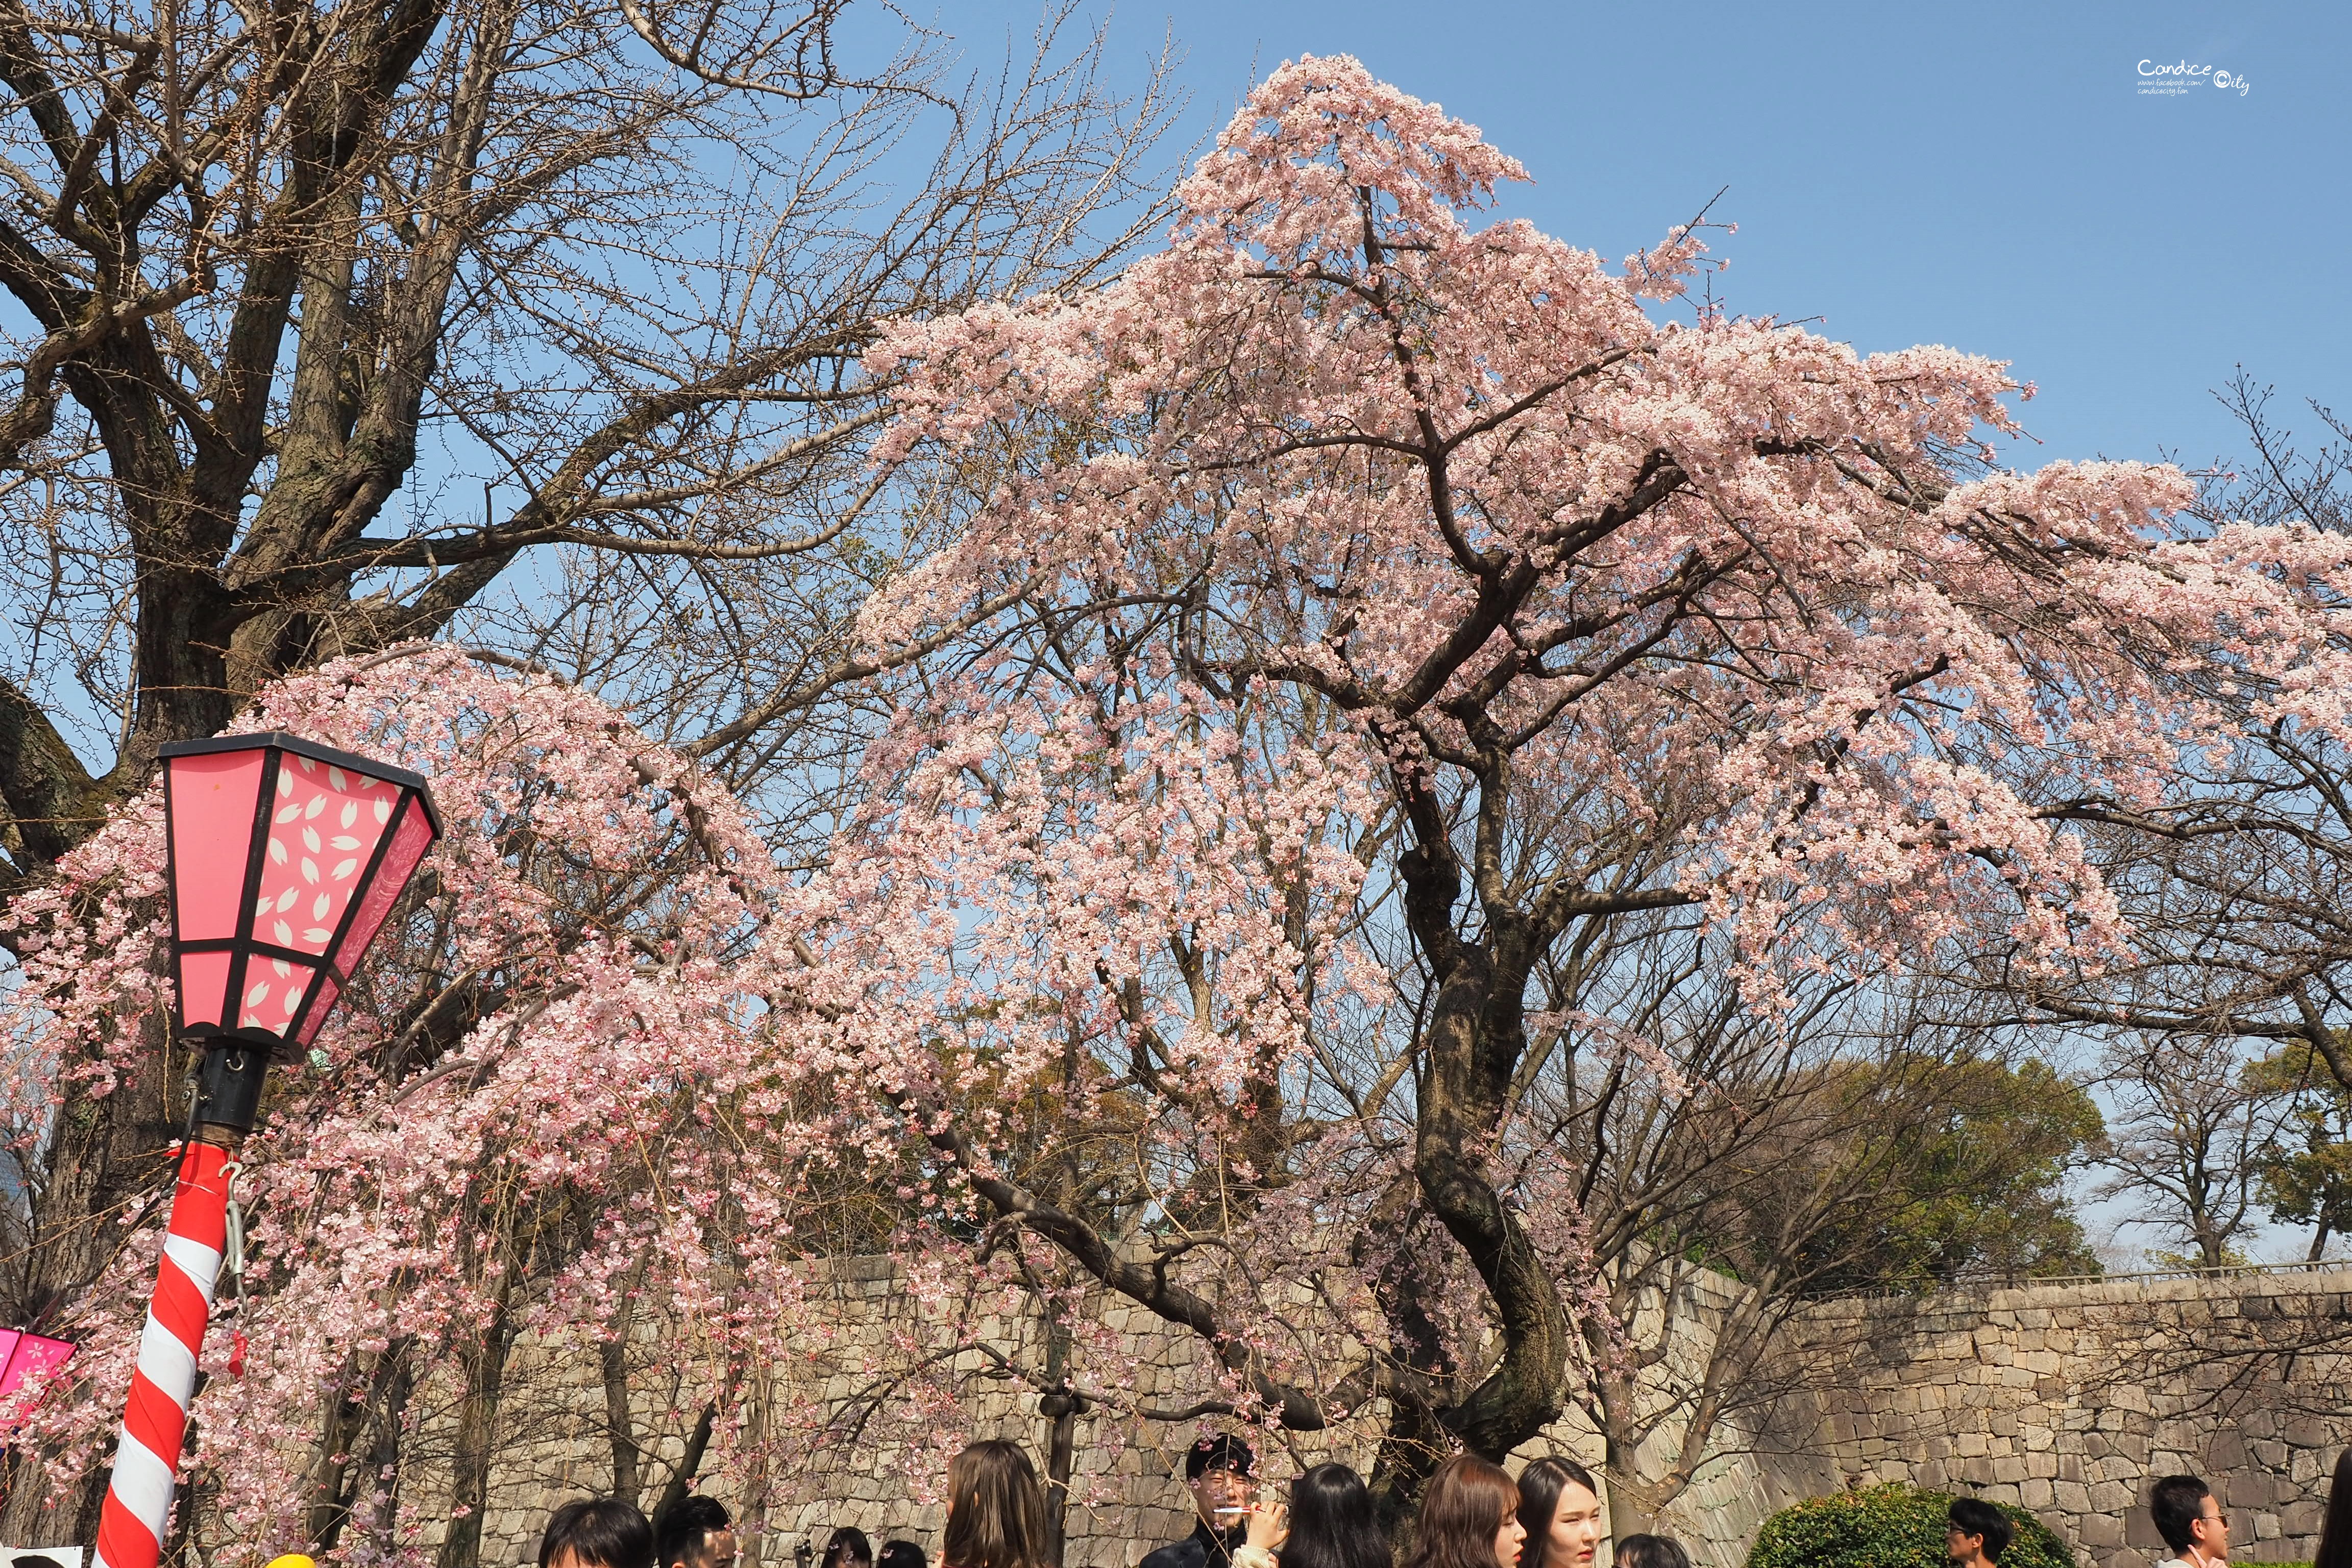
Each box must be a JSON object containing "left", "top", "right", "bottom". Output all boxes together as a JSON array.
[
  {"left": 2318, "top": 1447, "right": 2352, "bottom": 1568},
  {"left": 1234, "top": 1463, "right": 1388, "bottom": 1568},
  {"left": 1407, "top": 1455, "right": 1528, "bottom": 1568},
  {"left": 823, "top": 1531, "right": 875, "bottom": 1568},
  {"left": 1516, "top": 1457, "right": 1604, "bottom": 1568},
  {"left": 942, "top": 1441, "right": 1050, "bottom": 1568}
]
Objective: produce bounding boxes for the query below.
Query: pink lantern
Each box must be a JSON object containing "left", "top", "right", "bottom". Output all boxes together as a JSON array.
[
  {"left": 0, "top": 1328, "right": 75, "bottom": 1437},
  {"left": 160, "top": 732, "right": 441, "bottom": 1061},
  {"left": 94, "top": 734, "right": 439, "bottom": 1568}
]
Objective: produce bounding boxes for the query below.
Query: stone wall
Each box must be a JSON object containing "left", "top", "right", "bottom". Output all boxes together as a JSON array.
[
  {"left": 452, "top": 1263, "right": 2352, "bottom": 1568},
  {"left": 1644, "top": 1266, "right": 2352, "bottom": 1568}
]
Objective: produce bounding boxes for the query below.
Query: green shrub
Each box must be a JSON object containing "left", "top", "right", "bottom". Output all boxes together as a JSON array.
[{"left": 1745, "top": 1484, "right": 2073, "bottom": 1568}]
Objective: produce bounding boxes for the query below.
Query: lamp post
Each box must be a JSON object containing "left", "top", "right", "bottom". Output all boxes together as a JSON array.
[{"left": 93, "top": 734, "right": 440, "bottom": 1568}]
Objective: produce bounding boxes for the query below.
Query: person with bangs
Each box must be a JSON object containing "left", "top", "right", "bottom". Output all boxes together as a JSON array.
[
  {"left": 1408, "top": 1456, "right": 1528, "bottom": 1568},
  {"left": 1515, "top": 1457, "right": 1604, "bottom": 1568}
]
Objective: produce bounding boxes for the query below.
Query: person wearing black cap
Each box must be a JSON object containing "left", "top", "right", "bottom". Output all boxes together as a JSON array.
[{"left": 1140, "top": 1435, "right": 1257, "bottom": 1568}]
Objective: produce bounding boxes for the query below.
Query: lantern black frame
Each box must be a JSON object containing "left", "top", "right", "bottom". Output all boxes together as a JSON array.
[{"left": 158, "top": 731, "right": 443, "bottom": 1068}]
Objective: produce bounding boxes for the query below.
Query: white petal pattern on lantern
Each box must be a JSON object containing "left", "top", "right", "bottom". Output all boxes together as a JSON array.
[
  {"left": 245, "top": 980, "right": 270, "bottom": 1004},
  {"left": 272, "top": 959, "right": 289, "bottom": 977},
  {"left": 242, "top": 745, "right": 405, "bottom": 969}
]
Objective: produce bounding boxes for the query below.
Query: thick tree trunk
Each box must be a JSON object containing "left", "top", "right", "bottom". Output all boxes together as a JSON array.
[
  {"left": 438, "top": 1271, "right": 518, "bottom": 1568},
  {"left": 1039, "top": 1312, "right": 1081, "bottom": 1568},
  {"left": 602, "top": 1329, "right": 641, "bottom": 1504},
  {"left": 1412, "top": 943, "right": 1572, "bottom": 1461}
]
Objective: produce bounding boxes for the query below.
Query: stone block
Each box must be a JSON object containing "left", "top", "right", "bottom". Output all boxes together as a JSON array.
[{"left": 2076, "top": 1513, "right": 2124, "bottom": 1549}]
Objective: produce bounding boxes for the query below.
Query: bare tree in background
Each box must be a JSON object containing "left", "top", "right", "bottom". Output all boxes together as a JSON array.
[
  {"left": 2089, "top": 1034, "right": 2285, "bottom": 1269},
  {"left": 0, "top": 0, "right": 1169, "bottom": 1535},
  {"left": 1989, "top": 377, "right": 2352, "bottom": 1158}
]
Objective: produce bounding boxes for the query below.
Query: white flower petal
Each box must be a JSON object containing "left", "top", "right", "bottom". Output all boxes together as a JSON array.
[
  {"left": 268, "top": 837, "right": 287, "bottom": 864},
  {"left": 333, "top": 857, "right": 358, "bottom": 880},
  {"left": 301, "top": 856, "right": 320, "bottom": 884}
]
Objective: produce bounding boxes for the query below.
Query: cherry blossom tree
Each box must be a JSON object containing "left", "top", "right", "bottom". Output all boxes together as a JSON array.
[
  {"left": 19, "top": 53, "right": 2352, "bottom": 1563},
  {"left": 0, "top": 646, "right": 928, "bottom": 1564},
  {"left": 796, "top": 54, "right": 2352, "bottom": 1514}
]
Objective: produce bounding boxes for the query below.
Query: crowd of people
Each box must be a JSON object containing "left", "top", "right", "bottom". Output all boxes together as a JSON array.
[{"left": 526, "top": 1434, "right": 2352, "bottom": 1568}]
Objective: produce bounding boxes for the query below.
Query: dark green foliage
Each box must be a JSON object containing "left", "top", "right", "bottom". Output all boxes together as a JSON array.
[
  {"left": 1781, "top": 1058, "right": 2106, "bottom": 1292},
  {"left": 1745, "top": 1484, "right": 2073, "bottom": 1568}
]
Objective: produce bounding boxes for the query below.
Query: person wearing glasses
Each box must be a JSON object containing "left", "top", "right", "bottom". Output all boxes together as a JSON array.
[
  {"left": 1141, "top": 1435, "right": 1257, "bottom": 1568},
  {"left": 2150, "top": 1476, "right": 2231, "bottom": 1568},
  {"left": 1945, "top": 1498, "right": 2011, "bottom": 1568}
]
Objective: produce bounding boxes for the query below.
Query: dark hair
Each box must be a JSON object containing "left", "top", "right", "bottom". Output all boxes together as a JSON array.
[
  {"left": 1188, "top": 1434, "right": 1256, "bottom": 1480},
  {"left": 543, "top": 1499, "right": 656, "bottom": 1568},
  {"left": 1282, "top": 1463, "right": 1387, "bottom": 1568},
  {"left": 2150, "top": 1476, "right": 2213, "bottom": 1554},
  {"left": 655, "top": 1496, "right": 732, "bottom": 1568},
  {"left": 1948, "top": 1500, "right": 2013, "bottom": 1564},
  {"left": 2316, "top": 1449, "right": 2352, "bottom": 1568},
  {"left": 12, "top": 1556, "right": 66, "bottom": 1568},
  {"left": 944, "top": 1440, "right": 1049, "bottom": 1568},
  {"left": 1516, "top": 1457, "right": 1601, "bottom": 1568},
  {"left": 824, "top": 1531, "right": 875, "bottom": 1568},
  {"left": 879, "top": 1544, "right": 929, "bottom": 1568},
  {"left": 1613, "top": 1538, "right": 1688, "bottom": 1568},
  {"left": 1408, "top": 1454, "right": 1525, "bottom": 1568}
]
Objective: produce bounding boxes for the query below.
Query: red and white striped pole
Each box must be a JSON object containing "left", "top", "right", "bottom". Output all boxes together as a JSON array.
[{"left": 91, "top": 1135, "right": 236, "bottom": 1568}]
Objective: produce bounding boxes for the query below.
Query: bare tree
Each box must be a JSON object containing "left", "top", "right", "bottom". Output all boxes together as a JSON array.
[
  {"left": 0, "top": 0, "right": 1169, "bottom": 1538},
  {"left": 2089, "top": 1034, "right": 2283, "bottom": 1269}
]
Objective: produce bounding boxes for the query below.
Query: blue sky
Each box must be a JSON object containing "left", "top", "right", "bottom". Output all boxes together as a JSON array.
[{"left": 946, "top": 0, "right": 2348, "bottom": 475}]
